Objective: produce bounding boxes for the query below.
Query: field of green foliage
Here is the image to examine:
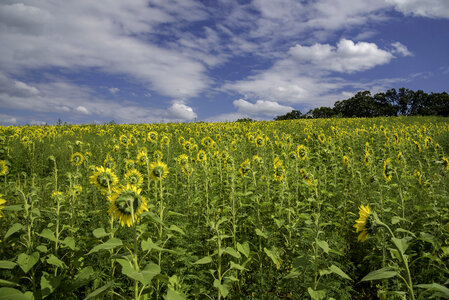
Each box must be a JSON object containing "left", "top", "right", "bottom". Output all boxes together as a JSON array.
[{"left": 1, "top": 116, "right": 449, "bottom": 299}]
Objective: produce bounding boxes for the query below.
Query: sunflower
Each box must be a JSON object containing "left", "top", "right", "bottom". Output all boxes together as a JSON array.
[
  {"left": 288, "top": 151, "right": 297, "bottom": 160},
  {"left": 183, "top": 141, "right": 193, "bottom": 151},
  {"left": 220, "top": 150, "right": 229, "bottom": 160},
  {"left": 230, "top": 140, "right": 237, "bottom": 151},
  {"left": 252, "top": 155, "right": 263, "bottom": 165},
  {"left": 296, "top": 145, "right": 307, "bottom": 160},
  {"left": 254, "top": 135, "right": 265, "bottom": 147},
  {"left": 22, "top": 136, "right": 30, "bottom": 144},
  {"left": 181, "top": 165, "right": 194, "bottom": 176},
  {"left": 364, "top": 151, "right": 370, "bottom": 165},
  {"left": 89, "top": 166, "right": 119, "bottom": 194},
  {"left": 137, "top": 151, "right": 148, "bottom": 165},
  {"left": 239, "top": 159, "right": 251, "bottom": 177},
  {"left": 84, "top": 151, "right": 92, "bottom": 160},
  {"left": 0, "top": 194, "right": 7, "bottom": 218},
  {"left": 353, "top": 204, "right": 372, "bottom": 242},
  {"left": 161, "top": 136, "right": 170, "bottom": 146},
  {"left": 442, "top": 156, "right": 449, "bottom": 171},
  {"left": 177, "top": 154, "right": 189, "bottom": 167},
  {"left": 119, "top": 134, "right": 129, "bottom": 146},
  {"left": 412, "top": 140, "right": 422, "bottom": 152},
  {"left": 0, "top": 160, "right": 8, "bottom": 176},
  {"left": 125, "top": 159, "right": 136, "bottom": 170},
  {"left": 71, "top": 152, "right": 84, "bottom": 166},
  {"left": 178, "top": 136, "right": 186, "bottom": 145},
  {"left": 149, "top": 161, "right": 169, "bottom": 181},
  {"left": 196, "top": 150, "right": 207, "bottom": 163},
  {"left": 318, "top": 133, "right": 326, "bottom": 144},
  {"left": 273, "top": 158, "right": 285, "bottom": 182},
  {"left": 300, "top": 169, "right": 313, "bottom": 186},
  {"left": 342, "top": 155, "right": 349, "bottom": 165},
  {"left": 413, "top": 170, "right": 422, "bottom": 185},
  {"left": 108, "top": 184, "right": 148, "bottom": 227},
  {"left": 51, "top": 191, "right": 63, "bottom": 201},
  {"left": 153, "top": 150, "right": 163, "bottom": 161},
  {"left": 148, "top": 131, "right": 158, "bottom": 143},
  {"left": 383, "top": 158, "right": 393, "bottom": 181},
  {"left": 124, "top": 169, "right": 144, "bottom": 187},
  {"left": 396, "top": 151, "right": 403, "bottom": 163},
  {"left": 201, "top": 136, "right": 213, "bottom": 148},
  {"left": 104, "top": 153, "right": 116, "bottom": 169}
]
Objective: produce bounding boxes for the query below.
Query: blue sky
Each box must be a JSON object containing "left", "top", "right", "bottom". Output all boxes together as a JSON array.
[{"left": 0, "top": 0, "right": 448, "bottom": 125}]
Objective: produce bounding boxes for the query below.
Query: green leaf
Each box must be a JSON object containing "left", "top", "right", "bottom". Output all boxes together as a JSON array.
[
  {"left": 360, "top": 267, "right": 398, "bottom": 282},
  {"left": 0, "top": 279, "right": 19, "bottom": 288},
  {"left": 92, "top": 228, "right": 109, "bottom": 238},
  {"left": 2, "top": 205, "right": 23, "bottom": 212},
  {"left": 17, "top": 252, "right": 39, "bottom": 274},
  {"left": 193, "top": 256, "right": 213, "bottom": 265},
  {"left": 392, "top": 237, "right": 409, "bottom": 255},
  {"left": 224, "top": 247, "right": 241, "bottom": 259},
  {"left": 415, "top": 283, "right": 449, "bottom": 297},
  {"left": 36, "top": 245, "right": 47, "bottom": 253},
  {"left": 230, "top": 261, "right": 245, "bottom": 271},
  {"left": 4, "top": 223, "right": 23, "bottom": 240},
  {"left": 213, "top": 279, "right": 229, "bottom": 298},
  {"left": 0, "top": 261, "right": 17, "bottom": 270},
  {"left": 164, "top": 288, "right": 186, "bottom": 300},
  {"left": 38, "top": 229, "right": 58, "bottom": 243},
  {"left": 83, "top": 281, "right": 113, "bottom": 299},
  {"left": 329, "top": 265, "right": 352, "bottom": 280},
  {"left": 87, "top": 238, "right": 122, "bottom": 255},
  {"left": 168, "top": 225, "right": 185, "bottom": 235},
  {"left": 61, "top": 237, "right": 75, "bottom": 250},
  {"left": 315, "top": 239, "right": 330, "bottom": 254},
  {"left": 46, "top": 255, "right": 66, "bottom": 269},
  {"left": 40, "top": 272, "right": 61, "bottom": 299},
  {"left": 70, "top": 266, "right": 95, "bottom": 290},
  {"left": 307, "top": 287, "right": 326, "bottom": 300},
  {"left": 237, "top": 242, "right": 250, "bottom": 258},
  {"left": 0, "top": 287, "right": 30, "bottom": 300},
  {"left": 264, "top": 247, "right": 281, "bottom": 266},
  {"left": 117, "top": 260, "right": 160, "bottom": 286},
  {"left": 255, "top": 228, "right": 267, "bottom": 239}
]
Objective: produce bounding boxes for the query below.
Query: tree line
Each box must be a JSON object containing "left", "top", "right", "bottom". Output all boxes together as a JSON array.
[{"left": 274, "top": 88, "right": 449, "bottom": 120}]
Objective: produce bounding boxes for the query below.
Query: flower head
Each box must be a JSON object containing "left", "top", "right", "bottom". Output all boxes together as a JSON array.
[
  {"left": 71, "top": 152, "right": 84, "bottom": 166},
  {"left": 353, "top": 204, "right": 372, "bottom": 242},
  {"left": 0, "top": 160, "right": 8, "bottom": 176},
  {"left": 108, "top": 184, "right": 148, "bottom": 227},
  {"left": 149, "top": 161, "right": 169, "bottom": 181},
  {"left": 0, "top": 194, "right": 7, "bottom": 218},
  {"left": 89, "top": 166, "right": 118, "bottom": 194}
]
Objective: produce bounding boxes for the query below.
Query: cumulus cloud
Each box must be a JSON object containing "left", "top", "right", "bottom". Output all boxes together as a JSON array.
[
  {"left": 0, "top": 1, "right": 210, "bottom": 99},
  {"left": 109, "top": 88, "right": 120, "bottom": 94},
  {"left": 386, "top": 0, "right": 449, "bottom": 19},
  {"left": 0, "top": 113, "right": 18, "bottom": 125},
  {"left": 289, "top": 39, "right": 394, "bottom": 73},
  {"left": 391, "top": 42, "right": 413, "bottom": 57},
  {"left": 233, "top": 99, "right": 294, "bottom": 116},
  {"left": 166, "top": 103, "right": 197, "bottom": 121},
  {"left": 75, "top": 106, "right": 90, "bottom": 114}
]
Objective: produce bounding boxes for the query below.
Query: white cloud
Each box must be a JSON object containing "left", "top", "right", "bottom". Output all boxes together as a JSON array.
[
  {"left": 75, "top": 106, "right": 90, "bottom": 114},
  {"left": 233, "top": 99, "right": 294, "bottom": 116},
  {"left": 109, "top": 88, "right": 120, "bottom": 94},
  {"left": 0, "top": 113, "right": 18, "bottom": 125},
  {"left": 289, "top": 39, "right": 394, "bottom": 73},
  {"left": 166, "top": 103, "right": 197, "bottom": 121},
  {"left": 205, "top": 112, "right": 250, "bottom": 123},
  {"left": 391, "top": 42, "right": 413, "bottom": 57},
  {"left": 386, "top": 0, "right": 449, "bottom": 19},
  {"left": 0, "top": 1, "right": 210, "bottom": 99}
]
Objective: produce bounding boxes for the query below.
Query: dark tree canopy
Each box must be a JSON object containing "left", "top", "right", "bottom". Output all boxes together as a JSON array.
[{"left": 274, "top": 88, "right": 449, "bottom": 120}]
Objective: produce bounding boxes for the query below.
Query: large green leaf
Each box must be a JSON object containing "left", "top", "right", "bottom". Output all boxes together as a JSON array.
[
  {"left": 0, "top": 260, "right": 17, "bottom": 270},
  {"left": 88, "top": 238, "right": 122, "bottom": 255},
  {"left": 237, "top": 242, "right": 250, "bottom": 258},
  {"left": 164, "top": 288, "right": 187, "bottom": 300},
  {"left": 264, "top": 247, "right": 281, "bottom": 266},
  {"left": 84, "top": 281, "right": 113, "bottom": 300},
  {"left": 0, "top": 287, "right": 30, "bottom": 300},
  {"left": 307, "top": 287, "right": 326, "bottom": 300},
  {"left": 117, "top": 260, "right": 160, "bottom": 286},
  {"left": 4, "top": 223, "right": 23, "bottom": 240},
  {"left": 193, "top": 256, "right": 213, "bottom": 265},
  {"left": 415, "top": 283, "right": 449, "bottom": 297},
  {"left": 46, "top": 254, "right": 66, "bottom": 269},
  {"left": 391, "top": 237, "right": 409, "bottom": 255},
  {"left": 360, "top": 267, "right": 397, "bottom": 282},
  {"left": 223, "top": 247, "right": 241, "bottom": 259},
  {"left": 40, "top": 272, "right": 61, "bottom": 299},
  {"left": 38, "top": 229, "right": 58, "bottom": 243},
  {"left": 17, "top": 252, "right": 39, "bottom": 274},
  {"left": 92, "top": 228, "right": 109, "bottom": 238},
  {"left": 329, "top": 265, "right": 352, "bottom": 280}
]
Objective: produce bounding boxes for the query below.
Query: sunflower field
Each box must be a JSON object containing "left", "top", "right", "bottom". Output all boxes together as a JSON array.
[{"left": 1, "top": 116, "right": 449, "bottom": 299}]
